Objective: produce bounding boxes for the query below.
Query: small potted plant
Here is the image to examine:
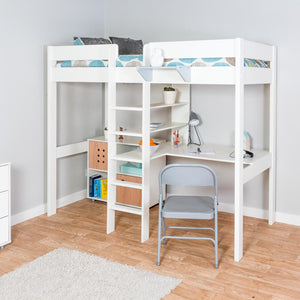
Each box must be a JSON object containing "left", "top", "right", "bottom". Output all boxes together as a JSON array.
[
  {"left": 163, "top": 86, "right": 177, "bottom": 105},
  {"left": 104, "top": 127, "right": 108, "bottom": 140}
]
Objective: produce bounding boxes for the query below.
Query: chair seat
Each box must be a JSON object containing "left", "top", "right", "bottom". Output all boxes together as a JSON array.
[{"left": 162, "top": 195, "right": 215, "bottom": 219}]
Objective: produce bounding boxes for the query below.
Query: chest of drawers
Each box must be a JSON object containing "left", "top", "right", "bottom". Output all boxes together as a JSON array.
[{"left": 0, "top": 163, "right": 11, "bottom": 248}]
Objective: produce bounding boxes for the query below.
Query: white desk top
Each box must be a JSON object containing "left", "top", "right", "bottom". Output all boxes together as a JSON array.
[
  {"left": 152, "top": 143, "right": 270, "bottom": 165},
  {"left": 112, "top": 142, "right": 271, "bottom": 166}
]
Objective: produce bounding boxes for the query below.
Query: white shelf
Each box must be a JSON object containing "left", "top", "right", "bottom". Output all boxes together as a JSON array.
[
  {"left": 89, "top": 196, "right": 107, "bottom": 202},
  {"left": 116, "top": 136, "right": 164, "bottom": 147},
  {"left": 112, "top": 130, "right": 143, "bottom": 137},
  {"left": 150, "top": 102, "right": 188, "bottom": 110},
  {"left": 111, "top": 102, "right": 188, "bottom": 112},
  {"left": 89, "top": 168, "right": 107, "bottom": 173},
  {"left": 150, "top": 122, "right": 187, "bottom": 133},
  {"left": 111, "top": 151, "right": 142, "bottom": 163},
  {"left": 109, "top": 203, "right": 142, "bottom": 215},
  {"left": 111, "top": 180, "right": 142, "bottom": 190},
  {"left": 112, "top": 122, "right": 187, "bottom": 137}
]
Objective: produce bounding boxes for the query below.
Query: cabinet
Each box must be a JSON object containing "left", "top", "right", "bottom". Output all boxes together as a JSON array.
[
  {"left": 0, "top": 163, "right": 11, "bottom": 248},
  {"left": 87, "top": 137, "right": 108, "bottom": 202}
]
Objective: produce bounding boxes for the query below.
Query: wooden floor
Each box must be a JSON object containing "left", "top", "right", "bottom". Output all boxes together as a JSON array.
[{"left": 1, "top": 199, "right": 300, "bottom": 299}]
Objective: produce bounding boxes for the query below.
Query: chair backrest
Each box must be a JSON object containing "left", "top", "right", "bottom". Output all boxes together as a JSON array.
[{"left": 159, "top": 164, "right": 217, "bottom": 195}]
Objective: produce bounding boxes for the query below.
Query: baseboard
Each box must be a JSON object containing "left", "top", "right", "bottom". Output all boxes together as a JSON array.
[
  {"left": 57, "top": 189, "right": 87, "bottom": 209},
  {"left": 219, "top": 202, "right": 300, "bottom": 226},
  {"left": 276, "top": 212, "right": 300, "bottom": 226},
  {"left": 218, "top": 202, "right": 269, "bottom": 219},
  {"left": 11, "top": 189, "right": 87, "bottom": 226},
  {"left": 11, "top": 204, "right": 46, "bottom": 226},
  {"left": 11, "top": 194, "right": 300, "bottom": 227}
]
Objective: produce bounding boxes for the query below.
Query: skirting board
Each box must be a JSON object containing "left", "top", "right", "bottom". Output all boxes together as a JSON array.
[
  {"left": 11, "top": 194, "right": 300, "bottom": 227},
  {"left": 219, "top": 202, "right": 300, "bottom": 226},
  {"left": 11, "top": 190, "right": 87, "bottom": 226}
]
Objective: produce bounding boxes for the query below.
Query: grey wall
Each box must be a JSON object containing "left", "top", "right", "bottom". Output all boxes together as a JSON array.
[
  {"left": 105, "top": 0, "right": 300, "bottom": 216},
  {"left": 0, "top": 0, "right": 105, "bottom": 214},
  {"left": 1, "top": 0, "right": 299, "bottom": 219}
]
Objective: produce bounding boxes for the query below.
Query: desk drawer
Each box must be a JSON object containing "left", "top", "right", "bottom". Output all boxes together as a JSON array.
[
  {"left": 0, "top": 165, "right": 9, "bottom": 192},
  {"left": 0, "top": 191, "right": 9, "bottom": 218},
  {"left": 116, "top": 174, "right": 142, "bottom": 207},
  {"left": 0, "top": 216, "right": 9, "bottom": 245}
]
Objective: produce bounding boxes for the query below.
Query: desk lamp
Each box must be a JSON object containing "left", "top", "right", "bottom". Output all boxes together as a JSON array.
[{"left": 188, "top": 112, "right": 202, "bottom": 146}]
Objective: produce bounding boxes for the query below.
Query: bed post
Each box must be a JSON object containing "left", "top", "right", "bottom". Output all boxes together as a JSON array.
[
  {"left": 107, "top": 45, "right": 117, "bottom": 234},
  {"left": 47, "top": 46, "right": 57, "bottom": 216},
  {"left": 269, "top": 46, "right": 277, "bottom": 225},
  {"left": 141, "top": 82, "right": 151, "bottom": 243},
  {"left": 234, "top": 38, "right": 245, "bottom": 262}
]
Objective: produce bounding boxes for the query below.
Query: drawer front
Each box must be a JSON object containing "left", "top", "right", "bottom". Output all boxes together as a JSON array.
[
  {"left": 117, "top": 174, "right": 142, "bottom": 207},
  {"left": 0, "top": 216, "right": 9, "bottom": 245},
  {"left": 0, "top": 165, "right": 9, "bottom": 192},
  {"left": 0, "top": 191, "right": 9, "bottom": 218},
  {"left": 89, "top": 141, "right": 108, "bottom": 171}
]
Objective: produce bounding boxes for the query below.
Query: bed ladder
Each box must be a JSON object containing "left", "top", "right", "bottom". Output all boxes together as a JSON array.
[{"left": 107, "top": 75, "right": 151, "bottom": 242}]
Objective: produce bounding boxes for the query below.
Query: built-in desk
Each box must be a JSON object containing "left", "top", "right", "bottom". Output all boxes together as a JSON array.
[{"left": 120, "top": 142, "right": 272, "bottom": 260}]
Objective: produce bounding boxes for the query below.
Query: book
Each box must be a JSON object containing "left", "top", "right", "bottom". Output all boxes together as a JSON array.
[
  {"left": 100, "top": 179, "right": 107, "bottom": 198},
  {"left": 89, "top": 174, "right": 102, "bottom": 197},
  {"left": 94, "top": 178, "right": 101, "bottom": 198}
]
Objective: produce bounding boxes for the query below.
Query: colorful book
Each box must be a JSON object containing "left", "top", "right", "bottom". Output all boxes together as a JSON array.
[
  {"left": 100, "top": 179, "right": 107, "bottom": 198},
  {"left": 94, "top": 178, "right": 101, "bottom": 198},
  {"left": 89, "top": 174, "right": 102, "bottom": 197}
]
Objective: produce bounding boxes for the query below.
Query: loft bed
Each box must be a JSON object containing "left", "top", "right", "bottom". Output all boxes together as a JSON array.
[
  {"left": 48, "top": 39, "right": 271, "bottom": 84},
  {"left": 47, "top": 38, "right": 276, "bottom": 262}
]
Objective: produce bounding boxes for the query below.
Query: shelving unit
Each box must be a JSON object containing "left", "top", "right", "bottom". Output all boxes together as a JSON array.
[
  {"left": 107, "top": 83, "right": 189, "bottom": 242},
  {"left": 87, "top": 136, "right": 108, "bottom": 202}
]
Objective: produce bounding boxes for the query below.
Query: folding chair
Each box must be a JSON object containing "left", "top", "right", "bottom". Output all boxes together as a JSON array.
[{"left": 157, "top": 164, "right": 218, "bottom": 268}]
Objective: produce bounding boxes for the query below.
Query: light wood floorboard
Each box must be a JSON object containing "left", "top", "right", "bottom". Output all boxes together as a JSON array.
[{"left": 1, "top": 199, "right": 300, "bottom": 299}]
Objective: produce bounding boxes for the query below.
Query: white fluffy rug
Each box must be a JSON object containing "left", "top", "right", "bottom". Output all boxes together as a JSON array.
[{"left": 0, "top": 248, "right": 181, "bottom": 300}]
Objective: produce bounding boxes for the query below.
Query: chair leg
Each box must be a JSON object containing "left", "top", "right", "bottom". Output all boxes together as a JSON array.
[
  {"left": 214, "top": 213, "right": 219, "bottom": 268},
  {"left": 157, "top": 212, "right": 162, "bottom": 266},
  {"left": 162, "top": 216, "right": 167, "bottom": 245}
]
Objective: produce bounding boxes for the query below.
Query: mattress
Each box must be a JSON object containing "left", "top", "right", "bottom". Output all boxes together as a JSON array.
[
  {"left": 56, "top": 55, "right": 143, "bottom": 68},
  {"left": 56, "top": 56, "right": 270, "bottom": 68}
]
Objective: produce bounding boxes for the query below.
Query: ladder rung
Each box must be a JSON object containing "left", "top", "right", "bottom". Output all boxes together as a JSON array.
[
  {"left": 111, "top": 180, "right": 142, "bottom": 189},
  {"left": 109, "top": 203, "right": 142, "bottom": 215}
]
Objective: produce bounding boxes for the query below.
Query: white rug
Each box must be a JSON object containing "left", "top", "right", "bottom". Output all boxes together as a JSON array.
[{"left": 0, "top": 248, "right": 181, "bottom": 300}]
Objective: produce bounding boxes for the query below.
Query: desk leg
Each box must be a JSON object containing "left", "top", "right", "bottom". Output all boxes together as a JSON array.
[
  {"left": 234, "top": 38, "right": 244, "bottom": 262},
  {"left": 234, "top": 171, "right": 243, "bottom": 262}
]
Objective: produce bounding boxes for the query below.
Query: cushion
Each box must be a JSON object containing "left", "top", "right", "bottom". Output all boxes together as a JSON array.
[
  {"left": 109, "top": 37, "right": 143, "bottom": 55},
  {"left": 73, "top": 37, "right": 111, "bottom": 45}
]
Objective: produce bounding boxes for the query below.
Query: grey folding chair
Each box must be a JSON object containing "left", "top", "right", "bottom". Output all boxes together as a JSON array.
[{"left": 157, "top": 164, "right": 218, "bottom": 268}]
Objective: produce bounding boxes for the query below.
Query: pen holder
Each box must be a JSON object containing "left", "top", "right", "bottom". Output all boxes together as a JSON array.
[{"left": 172, "top": 135, "right": 182, "bottom": 148}]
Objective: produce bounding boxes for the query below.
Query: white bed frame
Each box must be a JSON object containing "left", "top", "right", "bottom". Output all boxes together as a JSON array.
[{"left": 47, "top": 38, "right": 276, "bottom": 262}]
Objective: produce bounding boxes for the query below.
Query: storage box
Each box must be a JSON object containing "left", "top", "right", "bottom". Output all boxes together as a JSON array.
[{"left": 120, "top": 163, "right": 142, "bottom": 176}]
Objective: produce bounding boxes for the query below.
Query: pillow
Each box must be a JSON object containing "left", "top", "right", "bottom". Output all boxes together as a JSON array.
[
  {"left": 109, "top": 37, "right": 143, "bottom": 55},
  {"left": 73, "top": 37, "right": 111, "bottom": 45}
]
